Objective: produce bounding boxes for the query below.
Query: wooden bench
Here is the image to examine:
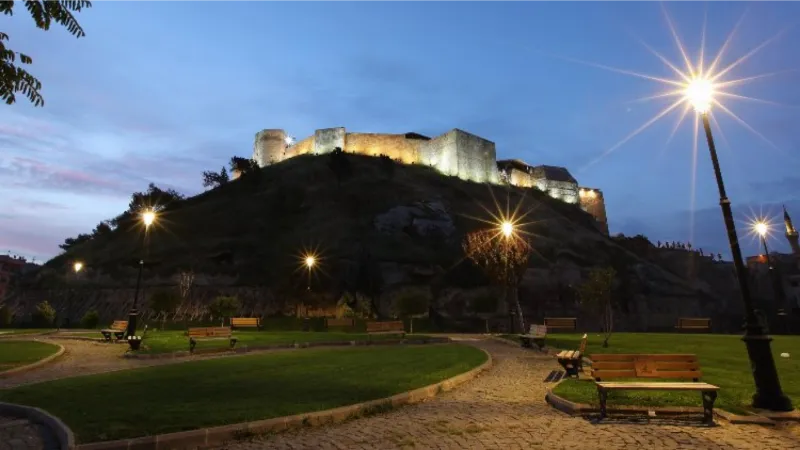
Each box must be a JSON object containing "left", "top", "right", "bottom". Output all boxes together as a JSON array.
[
  {"left": 556, "top": 333, "right": 587, "bottom": 377},
  {"left": 231, "top": 317, "right": 261, "bottom": 331},
  {"left": 591, "top": 353, "right": 720, "bottom": 424},
  {"left": 519, "top": 324, "right": 547, "bottom": 349},
  {"left": 365, "top": 321, "right": 405, "bottom": 338},
  {"left": 544, "top": 317, "right": 577, "bottom": 331},
  {"left": 100, "top": 320, "right": 128, "bottom": 341},
  {"left": 326, "top": 318, "right": 355, "bottom": 329},
  {"left": 188, "top": 326, "right": 237, "bottom": 353},
  {"left": 675, "top": 317, "right": 711, "bottom": 332}
]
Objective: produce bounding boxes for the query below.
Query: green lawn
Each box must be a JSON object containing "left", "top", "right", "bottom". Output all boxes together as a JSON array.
[
  {"left": 0, "top": 340, "right": 61, "bottom": 371},
  {"left": 0, "top": 344, "right": 487, "bottom": 443},
  {"left": 0, "top": 329, "right": 55, "bottom": 337},
  {"left": 134, "top": 330, "right": 428, "bottom": 354},
  {"left": 545, "top": 333, "right": 800, "bottom": 414}
]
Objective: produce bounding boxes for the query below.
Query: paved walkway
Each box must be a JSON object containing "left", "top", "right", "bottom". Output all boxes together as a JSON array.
[
  {"left": 215, "top": 337, "right": 800, "bottom": 450},
  {"left": 0, "top": 416, "right": 58, "bottom": 450}
]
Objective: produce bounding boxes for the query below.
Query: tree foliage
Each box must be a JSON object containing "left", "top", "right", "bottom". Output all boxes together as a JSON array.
[
  {"left": 229, "top": 156, "right": 259, "bottom": 177},
  {"left": 202, "top": 166, "right": 229, "bottom": 189},
  {"left": 1, "top": 1, "right": 92, "bottom": 107},
  {"left": 80, "top": 309, "right": 99, "bottom": 328},
  {"left": 128, "top": 182, "right": 184, "bottom": 214},
  {"left": 327, "top": 147, "right": 352, "bottom": 187},
  {"left": 59, "top": 233, "right": 91, "bottom": 251},
  {"left": 208, "top": 295, "right": 240, "bottom": 326},
  {"left": 353, "top": 247, "right": 383, "bottom": 319},
  {"left": 0, "top": 304, "right": 11, "bottom": 327},
  {"left": 378, "top": 155, "right": 395, "bottom": 180},
  {"left": 148, "top": 288, "right": 181, "bottom": 330},
  {"left": 462, "top": 229, "right": 531, "bottom": 287},
  {"left": 32, "top": 300, "right": 56, "bottom": 326},
  {"left": 576, "top": 266, "right": 617, "bottom": 348}
]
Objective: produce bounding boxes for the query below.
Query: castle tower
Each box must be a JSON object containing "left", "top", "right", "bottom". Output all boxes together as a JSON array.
[
  {"left": 253, "top": 129, "right": 287, "bottom": 167},
  {"left": 784, "top": 205, "right": 800, "bottom": 255}
]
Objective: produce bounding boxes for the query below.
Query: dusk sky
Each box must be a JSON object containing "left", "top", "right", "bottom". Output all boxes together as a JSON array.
[{"left": 1, "top": 1, "right": 799, "bottom": 263}]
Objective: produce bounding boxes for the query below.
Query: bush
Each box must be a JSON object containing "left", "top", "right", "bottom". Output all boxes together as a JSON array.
[
  {"left": 0, "top": 305, "right": 11, "bottom": 327},
  {"left": 80, "top": 310, "right": 100, "bottom": 329},
  {"left": 32, "top": 301, "right": 56, "bottom": 327},
  {"left": 208, "top": 296, "right": 241, "bottom": 326}
]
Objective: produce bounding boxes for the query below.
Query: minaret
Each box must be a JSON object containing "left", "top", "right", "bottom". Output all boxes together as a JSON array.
[{"left": 784, "top": 205, "right": 800, "bottom": 255}]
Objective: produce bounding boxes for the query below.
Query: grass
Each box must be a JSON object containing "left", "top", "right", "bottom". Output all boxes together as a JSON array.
[
  {"left": 0, "top": 329, "right": 55, "bottom": 336},
  {"left": 131, "top": 330, "right": 430, "bottom": 354},
  {"left": 0, "top": 344, "right": 487, "bottom": 443},
  {"left": 545, "top": 333, "right": 800, "bottom": 414},
  {"left": 0, "top": 340, "right": 61, "bottom": 371}
]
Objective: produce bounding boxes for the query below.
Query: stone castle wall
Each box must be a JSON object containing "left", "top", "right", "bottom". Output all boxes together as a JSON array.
[
  {"left": 253, "top": 129, "right": 287, "bottom": 167},
  {"left": 346, "top": 132, "right": 423, "bottom": 163},
  {"left": 579, "top": 187, "right": 608, "bottom": 235}
]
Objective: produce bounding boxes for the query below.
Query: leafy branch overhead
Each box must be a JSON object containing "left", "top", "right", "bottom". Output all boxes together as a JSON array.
[
  {"left": 0, "top": 1, "right": 92, "bottom": 107},
  {"left": 462, "top": 229, "right": 531, "bottom": 287}
]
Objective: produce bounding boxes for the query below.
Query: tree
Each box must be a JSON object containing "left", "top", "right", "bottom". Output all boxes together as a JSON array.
[
  {"left": 202, "top": 167, "right": 229, "bottom": 189},
  {"left": 575, "top": 266, "right": 616, "bottom": 348},
  {"left": 32, "top": 300, "right": 56, "bottom": 327},
  {"left": 129, "top": 183, "right": 184, "bottom": 213},
  {"left": 229, "top": 156, "right": 259, "bottom": 177},
  {"left": 176, "top": 269, "right": 194, "bottom": 321},
  {"left": 92, "top": 221, "right": 112, "bottom": 237},
  {"left": 463, "top": 229, "right": 531, "bottom": 334},
  {"left": 0, "top": 304, "right": 11, "bottom": 327},
  {"left": 59, "top": 233, "right": 91, "bottom": 251},
  {"left": 80, "top": 309, "right": 99, "bottom": 328},
  {"left": 208, "top": 295, "right": 240, "bottom": 326},
  {"left": 148, "top": 288, "right": 181, "bottom": 331},
  {"left": 327, "top": 147, "right": 352, "bottom": 188},
  {"left": 354, "top": 247, "right": 383, "bottom": 319},
  {"left": 393, "top": 292, "right": 428, "bottom": 334},
  {"left": 1, "top": 1, "right": 92, "bottom": 107}
]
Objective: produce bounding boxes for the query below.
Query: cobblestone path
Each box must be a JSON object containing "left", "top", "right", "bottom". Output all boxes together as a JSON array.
[{"left": 217, "top": 337, "right": 800, "bottom": 450}]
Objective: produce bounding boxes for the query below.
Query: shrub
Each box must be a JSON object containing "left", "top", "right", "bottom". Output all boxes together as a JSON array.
[
  {"left": 0, "top": 305, "right": 11, "bottom": 327},
  {"left": 208, "top": 296, "right": 241, "bottom": 326},
  {"left": 80, "top": 310, "right": 100, "bottom": 329},
  {"left": 32, "top": 301, "right": 56, "bottom": 327}
]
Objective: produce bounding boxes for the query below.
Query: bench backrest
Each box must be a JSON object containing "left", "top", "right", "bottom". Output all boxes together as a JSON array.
[
  {"left": 188, "top": 327, "right": 233, "bottom": 338},
  {"left": 326, "top": 318, "right": 355, "bottom": 327},
  {"left": 579, "top": 333, "right": 588, "bottom": 353},
  {"left": 677, "top": 317, "right": 711, "bottom": 328},
  {"left": 544, "top": 317, "right": 577, "bottom": 329},
  {"left": 366, "top": 321, "right": 405, "bottom": 333},
  {"left": 110, "top": 320, "right": 128, "bottom": 330},
  {"left": 528, "top": 324, "right": 547, "bottom": 337},
  {"left": 590, "top": 354, "right": 702, "bottom": 381},
  {"left": 231, "top": 317, "right": 260, "bottom": 327}
]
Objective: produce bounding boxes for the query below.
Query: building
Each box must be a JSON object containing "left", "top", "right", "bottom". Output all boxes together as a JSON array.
[
  {"left": 0, "top": 255, "right": 26, "bottom": 301},
  {"left": 746, "top": 207, "right": 800, "bottom": 313},
  {"left": 253, "top": 127, "right": 609, "bottom": 234}
]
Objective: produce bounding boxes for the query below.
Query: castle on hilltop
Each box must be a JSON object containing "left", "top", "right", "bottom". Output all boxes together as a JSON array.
[{"left": 253, "top": 127, "right": 609, "bottom": 235}]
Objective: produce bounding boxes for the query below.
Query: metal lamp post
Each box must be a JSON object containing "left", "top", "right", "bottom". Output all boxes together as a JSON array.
[
  {"left": 755, "top": 222, "right": 789, "bottom": 334},
  {"left": 125, "top": 210, "right": 156, "bottom": 339},
  {"left": 689, "top": 79, "right": 792, "bottom": 411}
]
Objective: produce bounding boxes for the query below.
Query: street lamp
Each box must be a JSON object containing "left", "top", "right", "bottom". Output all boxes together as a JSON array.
[
  {"left": 689, "top": 78, "right": 792, "bottom": 411},
  {"left": 501, "top": 221, "right": 514, "bottom": 239},
  {"left": 67, "top": 261, "right": 83, "bottom": 329},
  {"left": 754, "top": 221, "right": 789, "bottom": 333},
  {"left": 126, "top": 209, "right": 157, "bottom": 339},
  {"left": 304, "top": 255, "right": 315, "bottom": 290}
]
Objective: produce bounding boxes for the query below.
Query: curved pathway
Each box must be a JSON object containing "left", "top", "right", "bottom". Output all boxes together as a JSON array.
[
  {"left": 0, "top": 416, "right": 58, "bottom": 450},
  {"left": 215, "top": 337, "right": 800, "bottom": 450}
]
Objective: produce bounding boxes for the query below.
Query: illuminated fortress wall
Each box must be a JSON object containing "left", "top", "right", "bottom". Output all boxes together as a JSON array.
[{"left": 253, "top": 127, "right": 607, "bottom": 234}]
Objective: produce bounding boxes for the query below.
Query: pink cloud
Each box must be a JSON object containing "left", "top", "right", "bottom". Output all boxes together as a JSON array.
[{"left": 9, "top": 156, "right": 133, "bottom": 195}]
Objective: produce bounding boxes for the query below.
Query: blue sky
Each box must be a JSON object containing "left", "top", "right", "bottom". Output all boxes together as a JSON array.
[{"left": 1, "top": 1, "right": 799, "bottom": 262}]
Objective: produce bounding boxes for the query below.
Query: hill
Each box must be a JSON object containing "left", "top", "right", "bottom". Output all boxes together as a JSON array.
[{"left": 5, "top": 153, "right": 737, "bottom": 331}]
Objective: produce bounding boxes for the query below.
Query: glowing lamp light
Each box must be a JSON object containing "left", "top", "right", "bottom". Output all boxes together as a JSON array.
[
  {"left": 685, "top": 77, "right": 714, "bottom": 114},
  {"left": 142, "top": 210, "right": 156, "bottom": 227},
  {"left": 73, "top": 261, "right": 83, "bottom": 273},
  {"left": 285, "top": 136, "right": 295, "bottom": 146},
  {"left": 501, "top": 221, "right": 514, "bottom": 238},
  {"left": 305, "top": 256, "right": 316, "bottom": 268},
  {"left": 754, "top": 221, "right": 769, "bottom": 237}
]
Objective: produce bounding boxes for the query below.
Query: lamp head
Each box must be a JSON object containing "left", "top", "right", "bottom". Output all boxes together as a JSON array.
[
  {"left": 501, "top": 221, "right": 514, "bottom": 238},
  {"left": 686, "top": 77, "right": 714, "bottom": 114},
  {"left": 754, "top": 221, "right": 769, "bottom": 237},
  {"left": 73, "top": 261, "right": 83, "bottom": 273},
  {"left": 305, "top": 256, "right": 315, "bottom": 268},
  {"left": 142, "top": 210, "right": 156, "bottom": 227}
]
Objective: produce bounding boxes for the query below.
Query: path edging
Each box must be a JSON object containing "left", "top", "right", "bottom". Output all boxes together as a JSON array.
[
  {"left": 0, "top": 340, "right": 65, "bottom": 378},
  {"left": 123, "top": 336, "right": 452, "bottom": 360},
  {"left": 545, "top": 387, "right": 777, "bottom": 425},
  {"left": 73, "top": 347, "right": 493, "bottom": 450},
  {"left": 0, "top": 401, "right": 75, "bottom": 450}
]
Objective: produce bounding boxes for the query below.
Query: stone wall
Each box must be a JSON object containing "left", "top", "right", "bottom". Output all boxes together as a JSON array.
[
  {"left": 506, "top": 168, "right": 534, "bottom": 188},
  {"left": 419, "top": 130, "right": 458, "bottom": 176},
  {"left": 578, "top": 187, "right": 609, "bottom": 235},
  {"left": 345, "top": 133, "right": 422, "bottom": 163},
  {"left": 284, "top": 136, "right": 314, "bottom": 159},
  {"left": 254, "top": 129, "right": 287, "bottom": 166},
  {"left": 314, "top": 127, "right": 346, "bottom": 155},
  {"left": 455, "top": 129, "right": 499, "bottom": 184}
]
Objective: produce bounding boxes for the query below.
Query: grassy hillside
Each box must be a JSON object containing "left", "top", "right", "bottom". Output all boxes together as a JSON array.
[{"left": 44, "top": 153, "right": 605, "bottom": 286}]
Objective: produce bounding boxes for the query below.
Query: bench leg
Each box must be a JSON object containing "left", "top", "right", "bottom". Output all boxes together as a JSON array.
[
  {"left": 701, "top": 391, "right": 717, "bottom": 425},
  {"left": 230, "top": 338, "right": 238, "bottom": 349},
  {"left": 598, "top": 388, "right": 608, "bottom": 420}
]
